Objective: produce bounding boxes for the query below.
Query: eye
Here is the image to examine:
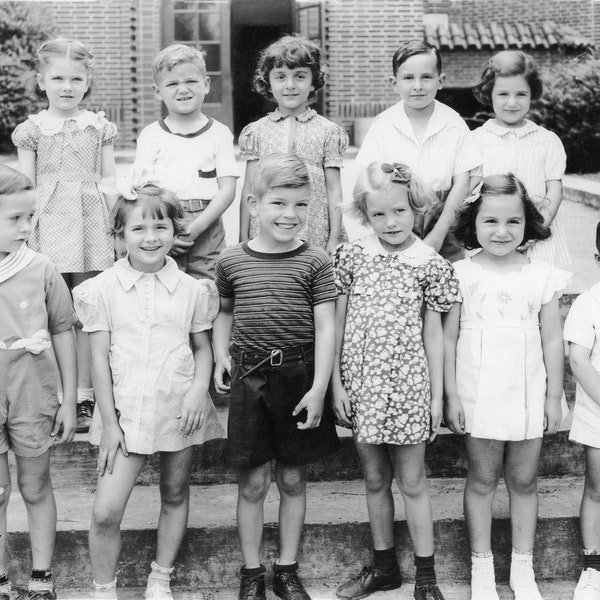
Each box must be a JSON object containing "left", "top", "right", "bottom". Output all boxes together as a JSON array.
[
  {"left": 186, "top": 79, "right": 199, "bottom": 84},
  {"left": 297, "top": 202, "right": 308, "bottom": 208},
  {"left": 395, "top": 208, "right": 406, "bottom": 214},
  {"left": 402, "top": 75, "right": 414, "bottom": 80}
]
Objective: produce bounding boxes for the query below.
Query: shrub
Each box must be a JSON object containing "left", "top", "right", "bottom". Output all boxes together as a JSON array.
[{"left": 0, "top": 2, "right": 50, "bottom": 153}]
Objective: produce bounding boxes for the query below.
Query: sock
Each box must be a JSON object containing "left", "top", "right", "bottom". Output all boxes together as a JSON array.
[
  {"left": 583, "top": 549, "right": 600, "bottom": 571},
  {"left": 94, "top": 578, "right": 117, "bottom": 600},
  {"left": 414, "top": 554, "right": 436, "bottom": 585},
  {"left": 511, "top": 548, "right": 533, "bottom": 564},
  {"left": 273, "top": 561, "right": 298, "bottom": 573},
  {"left": 29, "top": 569, "right": 53, "bottom": 592},
  {"left": 77, "top": 388, "right": 94, "bottom": 404},
  {"left": 240, "top": 565, "right": 266, "bottom": 577},
  {"left": 373, "top": 547, "right": 397, "bottom": 573},
  {"left": 472, "top": 550, "right": 493, "bottom": 560},
  {"left": 146, "top": 561, "right": 173, "bottom": 591}
]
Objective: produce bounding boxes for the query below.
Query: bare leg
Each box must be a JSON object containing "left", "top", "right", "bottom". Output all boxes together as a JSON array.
[
  {"left": 275, "top": 463, "right": 306, "bottom": 564},
  {"left": 580, "top": 446, "right": 600, "bottom": 550},
  {"left": 0, "top": 453, "right": 10, "bottom": 575}
]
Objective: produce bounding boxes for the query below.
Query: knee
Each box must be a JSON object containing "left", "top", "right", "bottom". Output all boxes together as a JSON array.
[
  {"left": 397, "top": 471, "right": 427, "bottom": 501},
  {"left": 92, "top": 500, "right": 124, "bottom": 530},
  {"left": 585, "top": 477, "right": 600, "bottom": 503},
  {"left": 506, "top": 472, "right": 537, "bottom": 496},
  {"left": 159, "top": 481, "right": 189, "bottom": 509},
  {"left": 277, "top": 469, "right": 306, "bottom": 498},
  {"left": 239, "top": 473, "right": 271, "bottom": 505},
  {"left": 466, "top": 471, "right": 500, "bottom": 497},
  {"left": 18, "top": 471, "right": 51, "bottom": 506},
  {"left": 364, "top": 468, "right": 392, "bottom": 495},
  {"left": 0, "top": 481, "right": 10, "bottom": 510}
]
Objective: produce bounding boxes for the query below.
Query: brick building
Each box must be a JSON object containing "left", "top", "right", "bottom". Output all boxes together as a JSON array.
[{"left": 24, "top": 0, "right": 597, "bottom": 148}]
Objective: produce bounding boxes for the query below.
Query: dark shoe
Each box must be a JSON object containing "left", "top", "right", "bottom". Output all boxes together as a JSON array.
[
  {"left": 238, "top": 572, "right": 266, "bottom": 600},
  {"left": 336, "top": 565, "right": 401, "bottom": 600},
  {"left": 273, "top": 570, "right": 311, "bottom": 600},
  {"left": 76, "top": 399, "right": 94, "bottom": 433},
  {"left": 414, "top": 582, "right": 445, "bottom": 600},
  {"left": 28, "top": 590, "right": 57, "bottom": 600}
]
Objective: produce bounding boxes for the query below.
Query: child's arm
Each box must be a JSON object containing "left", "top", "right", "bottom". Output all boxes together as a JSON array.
[
  {"left": 540, "top": 180, "right": 563, "bottom": 228},
  {"left": 569, "top": 342, "right": 600, "bottom": 406},
  {"left": 178, "top": 330, "right": 213, "bottom": 436},
  {"left": 212, "top": 296, "right": 234, "bottom": 393},
  {"left": 442, "top": 302, "right": 466, "bottom": 435},
  {"left": 423, "top": 171, "right": 469, "bottom": 252},
  {"left": 50, "top": 328, "right": 77, "bottom": 443},
  {"left": 540, "top": 293, "right": 564, "bottom": 434},
  {"left": 17, "top": 148, "right": 37, "bottom": 187},
  {"left": 324, "top": 167, "right": 344, "bottom": 255},
  {"left": 89, "top": 330, "right": 128, "bottom": 475},
  {"left": 239, "top": 161, "right": 257, "bottom": 243},
  {"left": 294, "top": 299, "right": 336, "bottom": 430},
  {"left": 100, "top": 143, "right": 118, "bottom": 213},
  {"left": 423, "top": 308, "right": 444, "bottom": 441},
  {"left": 331, "top": 294, "right": 352, "bottom": 428}
]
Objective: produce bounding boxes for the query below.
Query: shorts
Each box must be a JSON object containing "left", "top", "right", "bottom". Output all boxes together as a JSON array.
[
  {"left": 0, "top": 349, "right": 60, "bottom": 457},
  {"left": 174, "top": 199, "right": 225, "bottom": 280},
  {"left": 227, "top": 345, "right": 340, "bottom": 469}
]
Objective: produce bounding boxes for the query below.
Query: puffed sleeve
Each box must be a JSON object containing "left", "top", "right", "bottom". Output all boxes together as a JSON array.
[
  {"left": 101, "top": 120, "right": 118, "bottom": 146},
  {"left": 541, "top": 265, "right": 571, "bottom": 304},
  {"left": 73, "top": 278, "right": 110, "bottom": 332},
  {"left": 564, "top": 292, "right": 596, "bottom": 348},
  {"left": 323, "top": 121, "right": 349, "bottom": 169},
  {"left": 191, "top": 279, "right": 219, "bottom": 333},
  {"left": 454, "top": 129, "right": 482, "bottom": 176},
  {"left": 332, "top": 243, "right": 355, "bottom": 295},
  {"left": 11, "top": 119, "right": 39, "bottom": 152},
  {"left": 129, "top": 125, "right": 157, "bottom": 188},
  {"left": 423, "top": 256, "right": 459, "bottom": 312},
  {"left": 355, "top": 119, "right": 386, "bottom": 169},
  {"left": 544, "top": 130, "right": 566, "bottom": 181},
  {"left": 238, "top": 120, "right": 260, "bottom": 161},
  {"left": 45, "top": 263, "right": 78, "bottom": 334}
]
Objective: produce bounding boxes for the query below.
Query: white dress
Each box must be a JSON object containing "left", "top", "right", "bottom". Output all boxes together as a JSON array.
[
  {"left": 454, "top": 256, "right": 570, "bottom": 440},
  {"left": 73, "top": 257, "right": 224, "bottom": 454}
]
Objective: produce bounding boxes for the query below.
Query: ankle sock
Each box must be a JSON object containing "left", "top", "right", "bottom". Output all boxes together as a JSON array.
[
  {"left": 583, "top": 549, "right": 600, "bottom": 571},
  {"left": 146, "top": 561, "right": 173, "bottom": 590},
  {"left": 240, "top": 565, "right": 266, "bottom": 577},
  {"left": 273, "top": 561, "right": 298, "bottom": 573},
  {"left": 29, "top": 569, "right": 53, "bottom": 592},
  {"left": 472, "top": 550, "right": 493, "bottom": 560},
  {"left": 93, "top": 578, "right": 117, "bottom": 600},
  {"left": 414, "top": 554, "right": 436, "bottom": 584},
  {"left": 373, "top": 547, "right": 397, "bottom": 573},
  {"left": 77, "top": 388, "right": 94, "bottom": 404},
  {"left": 511, "top": 548, "right": 533, "bottom": 564}
]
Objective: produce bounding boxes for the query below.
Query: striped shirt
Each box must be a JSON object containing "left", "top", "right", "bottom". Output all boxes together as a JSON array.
[{"left": 216, "top": 242, "right": 337, "bottom": 351}]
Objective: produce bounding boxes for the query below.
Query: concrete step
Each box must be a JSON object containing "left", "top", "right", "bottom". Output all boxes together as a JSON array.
[{"left": 7, "top": 477, "right": 584, "bottom": 589}]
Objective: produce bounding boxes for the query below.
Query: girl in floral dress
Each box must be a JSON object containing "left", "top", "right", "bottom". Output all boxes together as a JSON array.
[
  {"left": 12, "top": 38, "right": 118, "bottom": 431},
  {"left": 238, "top": 34, "right": 348, "bottom": 253},
  {"left": 332, "top": 162, "right": 458, "bottom": 600}
]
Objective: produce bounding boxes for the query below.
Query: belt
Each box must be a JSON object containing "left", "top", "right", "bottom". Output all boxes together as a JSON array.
[
  {"left": 180, "top": 198, "right": 211, "bottom": 211},
  {"left": 230, "top": 344, "right": 313, "bottom": 380}
]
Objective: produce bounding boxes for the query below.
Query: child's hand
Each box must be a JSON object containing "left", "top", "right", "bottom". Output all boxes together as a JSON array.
[
  {"left": 98, "top": 423, "right": 128, "bottom": 476},
  {"left": 293, "top": 388, "right": 324, "bottom": 429},
  {"left": 178, "top": 389, "right": 208, "bottom": 436},
  {"left": 51, "top": 403, "right": 77, "bottom": 444},
  {"left": 429, "top": 397, "right": 443, "bottom": 442},
  {"left": 543, "top": 395, "right": 562, "bottom": 435},
  {"left": 213, "top": 357, "right": 232, "bottom": 393},
  {"left": 444, "top": 396, "right": 466, "bottom": 435},
  {"left": 170, "top": 230, "right": 196, "bottom": 256},
  {"left": 325, "top": 239, "right": 338, "bottom": 257},
  {"left": 332, "top": 384, "right": 353, "bottom": 429}
]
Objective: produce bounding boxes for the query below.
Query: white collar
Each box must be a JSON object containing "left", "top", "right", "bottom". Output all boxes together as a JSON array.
[
  {"left": 481, "top": 118, "right": 539, "bottom": 138},
  {"left": 360, "top": 233, "right": 436, "bottom": 262},
  {"left": 114, "top": 256, "right": 180, "bottom": 293},
  {"left": 0, "top": 244, "right": 36, "bottom": 284},
  {"left": 28, "top": 109, "right": 108, "bottom": 136}
]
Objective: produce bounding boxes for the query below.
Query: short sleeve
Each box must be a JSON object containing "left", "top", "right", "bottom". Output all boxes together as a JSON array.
[
  {"left": 238, "top": 121, "right": 260, "bottom": 161},
  {"left": 191, "top": 279, "right": 219, "bottom": 333},
  {"left": 332, "top": 243, "right": 355, "bottom": 294},
  {"left": 45, "top": 264, "right": 78, "bottom": 334},
  {"left": 101, "top": 120, "right": 118, "bottom": 146},
  {"left": 423, "top": 257, "right": 459, "bottom": 312},
  {"left": 564, "top": 293, "right": 596, "bottom": 349},
  {"left": 355, "top": 119, "right": 387, "bottom": 169},
  {"left": 129, "top": 126, "right": 158, "bottom": 187},
  {"left": 541, "top": 265, "right": 571, "bottom": 304},
  {"left": 323, "top": 122, "right": 349, "bottom": 169},
  {"left": 215, "top": 257, "right": 234, "bottom": 298},
  {"left": 73, "top": 278, "right": 110, "bottom": 332},
  {"left": 214, "top": 125, "right": 238, "bottom": 178},
  {"left": 311, "top": 250, "right": 337, "bottom": 305},
  {"left": 454, "top": 129, "right": 482, "bottom": 175},
  {"left": 544, "top": 130, "right": 566, "bottom": 181},
  {"left": 11, "top": 119, "right": 39, "bottom": 152}
]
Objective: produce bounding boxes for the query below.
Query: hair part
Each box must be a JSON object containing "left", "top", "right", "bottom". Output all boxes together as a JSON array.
[
  {"left": 153, "top": 44, "right": 207, "bottom": 81},
  {"left": 0, "top": 164, "right": 33, "bottom": 197},
  {"left": 392, "top": 40, "right": 442, "bottom": 76},
  {"left": 453, "top": 173, "right": 551, "bottom": 250},
  {"left": 110, "top": 184, "right": 186, "bottom": 239},
  {"left": 251, "top": 153, "right": 311, "bottom": 200},
  {"left": 473, "top": 50, "right": 543, "bottom": 105},
  {"left": 253, "top": 34, "right": 326, "bottom": 100},
  {"left": 348, "top": 162, "right": 437, "bottom": 226},
  {"left": 36, "top": 38, "right": 95, "bottom": 99}
]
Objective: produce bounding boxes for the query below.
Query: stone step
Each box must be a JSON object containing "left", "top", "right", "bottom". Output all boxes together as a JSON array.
[{"left": 6, "top": 477, "right": 584, "bottom": 589}]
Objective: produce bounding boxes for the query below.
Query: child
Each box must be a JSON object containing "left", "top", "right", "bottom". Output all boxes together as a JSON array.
[
  {"left": 213, "top": 153, "right": 340, "bottom": 600},
  {"left": 12, "top": 38, "right": 118, "bottom": 433},
  {"left": 73, "top": 184, "right": 223, "bottom": 600},
  {"left": 470, "top": 50, "right": 570, "bottom": 268},
  {"left": 332, "top": 162, "right": 458, "bottom": 600},
  {"left": 238, "top": 34, "right": 349, "bottom": 253},
  {"left": 0, "top": 164, "right": 77, "bottom": 600},
  {"left": 443, "top": 174, "right": 570, "bottom": 600},
  {"left": 130, "top": 43, "right": 237, "bottom": 280},
  {"left": 356, "top": 40, "right": 480, "bottom": 262},
  {"left": 564, "top": 222, "right": 600, "bottom": 599}
]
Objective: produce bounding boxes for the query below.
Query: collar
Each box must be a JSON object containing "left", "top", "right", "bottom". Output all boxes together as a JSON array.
[
  {"left": 114, "top": 255, "right": 180, "bottom": 293},
  {"left": 158, "top": 116, "right": 213, "bottom": 138},
  {"left": 0, "top": 244, "right": 36, "bottom": 284},
  {"left": 29, "top": 109, "right": 108, "bottom": 136},
  {"left": 360, "top": 233, "right": 434, "bottom": 260},
  {"left": 267, "top": 107, "right": 316, "bottom": 123},
  {"left": 482, "top": 118, "right": 539, "bottom": 138}
]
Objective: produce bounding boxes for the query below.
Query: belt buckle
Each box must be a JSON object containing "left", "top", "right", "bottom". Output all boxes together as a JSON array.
[{"left": 270, "top": 349, "right": 283, "bottom": 367}]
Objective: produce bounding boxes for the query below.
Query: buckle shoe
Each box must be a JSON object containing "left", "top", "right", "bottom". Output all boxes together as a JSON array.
[
  {"left": 335, "top": 565, "right": 401, "bottom": 600},
  {"left": 414, "top": 582, "right": 445, "bottom": 600},
  {"left": 273, "top": 570, "right": 311, "bottom": 600},
  {"left": 28, "top": 591, "right": 57, "bottom": 600},
  {"left": 238, "top": 572, "right": 266, "bottom": 600},
  {"left": 573, "top": 568, "right": 600, "bottom": 600}
]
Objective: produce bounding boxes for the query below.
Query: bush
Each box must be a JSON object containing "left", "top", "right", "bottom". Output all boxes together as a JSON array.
[
  {"left": 529, "top": 52, "right": 600, "bottom": 174},
  {"left": 0, "top": 2, "right": 50, "bottom": 153}
]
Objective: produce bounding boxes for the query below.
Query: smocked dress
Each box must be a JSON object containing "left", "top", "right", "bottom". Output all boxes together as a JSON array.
[
  {"left": 239, "top": 107, "right": 349, "bottom": 248},
  {"left": 12, "top": 110, "right": 117, "bottom": 273},
  {"left": 73, "top": 257, "right": 224, "bottom": 454},
  {"left": 454, "top": 256, "right": 570, "bottom": 440},
  {"left": 333, "top": 235, "right": 458, "bottom": 445}
]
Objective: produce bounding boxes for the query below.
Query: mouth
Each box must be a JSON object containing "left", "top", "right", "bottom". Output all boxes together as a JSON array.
[
  {"left": 275, "top": 223, "right": 297, "bottom": 230},
  {"left": 141, "top": 246, "right": 161, "bottom": 252}
]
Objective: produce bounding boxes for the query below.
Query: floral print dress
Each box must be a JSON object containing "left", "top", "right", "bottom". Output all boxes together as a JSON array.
[{"left": 333, "top": 235, "right": 458, "bottom": 445}]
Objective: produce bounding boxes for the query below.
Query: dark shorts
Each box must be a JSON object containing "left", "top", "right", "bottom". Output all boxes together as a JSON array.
[{"left": 227, "top": 345, "right": 340, "bottom": 469}]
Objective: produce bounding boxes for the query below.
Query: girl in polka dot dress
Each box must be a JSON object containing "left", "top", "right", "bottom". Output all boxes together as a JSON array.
[{"left": 12, "top": 38, "right": 118, "bottom": 430}]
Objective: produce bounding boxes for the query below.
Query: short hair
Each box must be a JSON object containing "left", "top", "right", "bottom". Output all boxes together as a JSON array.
[
  {"left": 153, "top": 44, "right": 207, "bottom": 81},
  {"left": 392, "top": 40, "right": 442, "bottom": 76},
  {"left": 36, "top": 38, "right": 95, "bottom": 99},
  {"left": 252, "top": 153, "right": 311, "bottom": 200},
  {"left": 253, "top": 34, "right": 326, "bottom": 100},
  {"left": 453, "top": 173, "right": 551, "bottom": 250},
  {"left": 110, "top": 184, "right": 186, "bottom": 239},
  {"left": 0, "top": 164, "right": 33, "bottom": 196},
  {"left": 473, "top": 50, "right": 543, "bottom": 106},
  {"left": 348, "top": 162, "right": 437, "bottom": 226}
]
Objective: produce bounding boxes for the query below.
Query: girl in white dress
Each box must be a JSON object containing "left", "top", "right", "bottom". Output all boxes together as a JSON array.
[
  {"left": 443, "top": 174, "right": 570, "bottom": 600},
  {"left": 73, "top": 185, "right": 223, "bottom": 600}
]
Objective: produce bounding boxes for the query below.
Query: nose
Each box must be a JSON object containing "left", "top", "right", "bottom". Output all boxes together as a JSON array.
[
  {"left": 385, "top": 213, "right": 398, "bottom": 228},
  {"left": 282, "top": 204, "right": 298, "bottom": 219},
  {"left": 284, "top": 76, "right": 295, "bottom": 89}
]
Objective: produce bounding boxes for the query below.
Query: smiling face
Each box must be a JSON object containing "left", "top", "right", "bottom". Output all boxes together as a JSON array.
[
  {"left": 37, "top": 57, "right": 90, "bottom": 118},
  {"left": 365, "top": 186, "right": 415, "bottom": 252},
  {"left": 491, "top": 74, "right": 531, "bottom": 128},
  {"left": 0, "top": 191, "right": 36, "bottom": 261},
  {"left": 123, "top": 205, "right": 175, "bottom": 273},
  {"left": 153, "top": 61, "right": 210, "bottom": 118},
  {"left": 268, "top": 66, "right": 314, "bottom": 115}
]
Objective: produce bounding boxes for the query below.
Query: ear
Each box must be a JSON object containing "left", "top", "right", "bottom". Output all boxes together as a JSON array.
[
  {"left": 152, "top": 83, "right": 162, "bottom": 102},
  {"left": 247, "top": 194, "right": 259, "bottom": 217},
  {"left": 595, "top": 253, "right": 600, "bottom": 267},
  {"left": 438, "top": 72, "right": 447, "bottom": 88},
  {"left": 389, "top": 75, "right": 397, "bottom": 91},
  {"left": 204, "top": 75, "right": 211, "bottom": 91},
  {"left": 36, "top": 72, "right": 45, "bottom": 91}
]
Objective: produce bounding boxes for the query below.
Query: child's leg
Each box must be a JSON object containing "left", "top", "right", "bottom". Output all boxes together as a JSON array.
[{"left": 0, "top": 453, "right": 10, "bottom": 595}]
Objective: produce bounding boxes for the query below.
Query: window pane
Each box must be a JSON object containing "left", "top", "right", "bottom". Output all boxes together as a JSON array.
[
  {"left": 205, "top": 74, "right": 221, "bottom": 103},
  {"left": 174, "top": 1, "right": 224, "bottom": 9},
  {"left": 198, "top": 11, "right": 220, "bottom": 41},
  {"left": 174, "top": 13, "right": 196, "bottom": 41},
  {"left": 201, "top": 44, "right": 220, "bottom": 71}
]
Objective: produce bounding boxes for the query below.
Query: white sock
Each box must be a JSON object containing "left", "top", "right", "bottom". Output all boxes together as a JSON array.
[{"left": 94, "top": 578, "right": 117, "bottom": 600}]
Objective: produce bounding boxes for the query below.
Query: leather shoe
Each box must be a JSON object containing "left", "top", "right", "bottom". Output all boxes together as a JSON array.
[{"left": 336, "top": 565, "right": 401, "bottom": 600}]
